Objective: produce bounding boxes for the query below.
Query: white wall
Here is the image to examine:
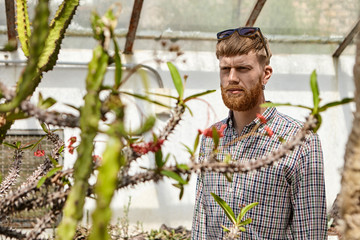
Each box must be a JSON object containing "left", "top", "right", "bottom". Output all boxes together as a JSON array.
[{"left": 0, "top": 48, "right": 355, "bottom": 230}]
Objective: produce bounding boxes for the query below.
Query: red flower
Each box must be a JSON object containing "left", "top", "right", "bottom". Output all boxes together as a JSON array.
[
  {"left": 264, "top": 126, "right": 273, "bottom": 137},
  {"left": 34, "top": 150, "right": 45, "bottom": 157},
  {"left": 199, "top": 124, "right": 227, "bottom": 138},
  {"left": 131, "top": 139, "right": 165, "bottom": 155},
  {"left": 256, "top": 113, "right": 267, "bottom": 124},
  {"left": 92, "top": 155, "right": 102, "bottom": 164},
  {"left": 68, "top": 136, "right": 77, "bottom": 145},
  {"left": 68, "top": 146, "right": 75, "bottom": 154}
]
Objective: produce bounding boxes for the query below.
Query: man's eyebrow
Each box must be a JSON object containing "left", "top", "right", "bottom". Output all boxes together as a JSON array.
[{"left": 220, "top": 63, "right": 252, "bottom": 68}]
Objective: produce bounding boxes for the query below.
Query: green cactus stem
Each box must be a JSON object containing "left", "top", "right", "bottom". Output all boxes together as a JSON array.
[
  {"left": 0, "top": 0, "right": 50, "bottom": 113},
  {"left": 88, "top": 136, "right": 126, "bottom": 240},
  {"left": 38, "top": 0, "right": 80, "bottom": 72},
  {"left": 0, "top": 0, "right": 80, "bottom": 114},
  {"left": 56, "top": 45, "right": 109, "bottom": 240},
  {"left": 15, "top": 0, "right": 31, "bottom": 57}
]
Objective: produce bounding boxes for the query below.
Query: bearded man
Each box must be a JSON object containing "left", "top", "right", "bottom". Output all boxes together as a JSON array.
[{"left": 191, "top": 27, "right": 327, "bottom": 239}]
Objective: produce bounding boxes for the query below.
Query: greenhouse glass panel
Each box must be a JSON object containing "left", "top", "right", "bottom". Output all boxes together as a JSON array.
[{"left": 0, "top": 0, "right": 359, "bottom": 52}]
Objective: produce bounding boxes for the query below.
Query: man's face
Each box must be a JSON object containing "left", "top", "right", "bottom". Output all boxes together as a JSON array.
[{"left": 219, "top": 51, "right": 267, "bottom": 112}]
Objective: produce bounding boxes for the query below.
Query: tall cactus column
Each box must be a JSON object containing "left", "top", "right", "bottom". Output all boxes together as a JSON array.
[{"left": 56, "top": 45, "right": 109, "bottom": 240}]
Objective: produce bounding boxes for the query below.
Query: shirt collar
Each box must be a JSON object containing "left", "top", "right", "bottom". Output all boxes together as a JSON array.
[{"left": 225, "top": 106, "right": 277, "bottom": 135}]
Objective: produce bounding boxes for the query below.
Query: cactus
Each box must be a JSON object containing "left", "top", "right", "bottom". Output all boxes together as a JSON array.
[
  {"left": 0, "top": 0, "right": 50, "bottom": 113},
  {"left": 56, "top": 45, "right": 109, "bottom": 240},
  {"left": 38, "top": 0, "right": 80, "bottom": 72},
  {"left": 89, "top": 136, "right": 126, "bottom": 240},
  {"left": 15, "top": 0, "right": 31, "bottom": 57},
  {"left": 0, "top": 0, "right": 80, "bottom": 137}
]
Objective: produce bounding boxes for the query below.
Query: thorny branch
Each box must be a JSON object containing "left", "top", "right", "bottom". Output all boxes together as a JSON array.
[
  {"left": 0, "top": 149, "right": 23, "bottom": 197},
  {"left": 0, "top": 225, "right": 27, "bottom": 239},
  {"left": 118, "top": 115, "right": 317, "bottom": 188},
  {"left": 0, "top": 82, "right": 79, "bottom": 128}
]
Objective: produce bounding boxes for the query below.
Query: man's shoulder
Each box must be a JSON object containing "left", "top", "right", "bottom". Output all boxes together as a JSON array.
[
  {"left": 273, "top": 111, "right": 304, "bottom": 129},
  {"left": 271, "top": 110, "right": 320, "bottom": 141},
  {"left": 273, "top": 110, "right": 321, "bottom": 148},
  {"left": 210, "top": 118, "right": 228, "bottom": 128}
]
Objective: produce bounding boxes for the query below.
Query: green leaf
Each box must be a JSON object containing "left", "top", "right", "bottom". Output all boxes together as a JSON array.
[
  {"left": 261, "top": 102, "right": 312, "bottom": 111},
  {"left": 49, "top": 155, "right": 59, "bottom": 166},
  {"left": 39, "top": 96, "right": 57, "bottom": 109},
  {"left": 176, "top": 163, "right": 190, "bottom": 171},
  {"left": 37, "top": 166, "right": 62, "bottom": 188},
  {"left": 120, "top": 91, "right": 171, "bottom": 109},
  {"left": 193, "top": 132, "right": 201, "bottom": 154},
  {"left": 146, "top": 91, "right": 178, "bottom": 100},
  {"left": 310, "top": 70, "right": 320, "bottom": 114},
  {"left": 30, "top": 135, "right": 47, "bottom": 150},
  {"left": 163, "top": 153, "right": 171, "bottom": 166},
  {"left": 172, "top": 183, "right": 185, "bottom": 200},
  {"left": 212, "top": 126, "right": 220, "bottom": 149},
  {"left": 167, "top": 62, "right": 184, "bottom": 99},
  {"left": 64, "top": 103, "right": 81, "bottom": 112},
  {"left": 161, "top": 170, "right": 187, "bottom": 185},
  {"left": 319, "top": 97, "right": 354, "bottom": 112},
  {"left": 237, "top": 202, "right": 259, "bottom": 224},
  {"left": 223, "top": 173, "right": 233, "bottom": 182},
  {"left": 181, "top": 143, "right": 193, "bottom": 156},
  {"left": 239, "top": 218, "right": 252, "bottom": 226},
  {"left": 15, "top": 141, "right": 21, "bottom": 149},
  {"left": 155, "top": 149, "right": 164, "bottom": 168},
  {"left": 40, "top": 122, "right": 49, "bottom": 133},
  {"left": 179, "top": 185, "right": 184, "bottom": 200},
  {"left": 221, "top": 225, "right": 230, "bottom": 232},
  {"left": 185, "top": 104, "right": 194, "bottom": 116},
  {"left": 3, "top": 141, "right": 17, "bottom": 149},
  {"left": 58, "top": 145, "right": 64, "bottom": 154},
  {"left": 210, "top": 192, "right": 236, "bottom": 224},
  {"left": 239, "top": 226, "right": 246, "bottom": 232},
  {"left": 131, "top": 116, "right": 156, "bottom": 135},
  {"left": 113, "top": 38, "right": 122, "bottom": 89},
  {"left": 21, "top": 144, "right": 34, "bottom": 150},
  {"left": 184, "top": 90, "right": 216, "bottom": 102}
]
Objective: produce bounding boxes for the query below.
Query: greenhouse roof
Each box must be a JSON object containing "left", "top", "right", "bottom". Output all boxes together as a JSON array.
[{"left": 1, "top": 0, "right": 360, "bottom": 55}]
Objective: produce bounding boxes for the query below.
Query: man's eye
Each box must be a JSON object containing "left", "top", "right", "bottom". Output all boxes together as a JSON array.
[{"left": 237, "top": 67, "right": 249, "bottom": 71}]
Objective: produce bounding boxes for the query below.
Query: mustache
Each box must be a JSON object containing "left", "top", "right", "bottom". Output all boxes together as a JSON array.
[{"left": 221, "top": 85, "right": 246, "bottom": 91}]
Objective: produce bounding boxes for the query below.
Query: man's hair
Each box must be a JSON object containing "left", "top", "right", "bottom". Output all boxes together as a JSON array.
[{"left": 216, "top": 33, "right": 272, "bottom": 65}]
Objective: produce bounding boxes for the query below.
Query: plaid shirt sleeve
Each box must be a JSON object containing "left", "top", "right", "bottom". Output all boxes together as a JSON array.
[{"left": 290, "top": 133, "right": 327, "bottom": 239}]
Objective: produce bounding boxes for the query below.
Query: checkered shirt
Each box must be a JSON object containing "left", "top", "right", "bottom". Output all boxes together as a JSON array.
[{"left": 191, "top": 107, "right": 327, "bottom": 239}]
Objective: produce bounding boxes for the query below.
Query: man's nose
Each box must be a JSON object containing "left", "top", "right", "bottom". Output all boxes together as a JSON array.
[{"left": 228, "top": 68, "right": 239, "bottom": 83}]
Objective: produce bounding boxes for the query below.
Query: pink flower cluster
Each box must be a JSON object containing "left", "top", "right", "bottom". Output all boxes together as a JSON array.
[
  {"left": 68, "top": 136, "right": 77, "bottom": 154},
  {"left": 256, "top": 113, "right": 267, "bottom": 124},
  {"left": 198, "top": 124, "right": 227, "bottom": 138},
  {"left": 34, "top": 149, "right": 45, "bottom": 157},
  {"left": 257, "top": 113, "right": 273, "bottom": 137},
  {"left": 92, "top": 155, "right": 102, "bottom": 164},
  {"left": 264, "top": 126, "right": 273, "bottom": 137},
  {"left": 131, "top": 139, "right": 165, "bottom": 154}
]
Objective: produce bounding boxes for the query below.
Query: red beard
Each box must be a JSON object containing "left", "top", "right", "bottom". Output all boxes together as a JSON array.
[{"left": 221, "top": 80, "right": 262, "bottom": 111}]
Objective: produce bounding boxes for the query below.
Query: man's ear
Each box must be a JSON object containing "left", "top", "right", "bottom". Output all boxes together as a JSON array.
[{"left": 262, "top": 65, "right": 273, "bottom": 85}]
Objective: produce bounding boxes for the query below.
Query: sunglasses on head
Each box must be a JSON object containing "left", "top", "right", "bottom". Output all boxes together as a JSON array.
[{"left": 216, "top": 27, "right": 269, "bottom": 58}]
